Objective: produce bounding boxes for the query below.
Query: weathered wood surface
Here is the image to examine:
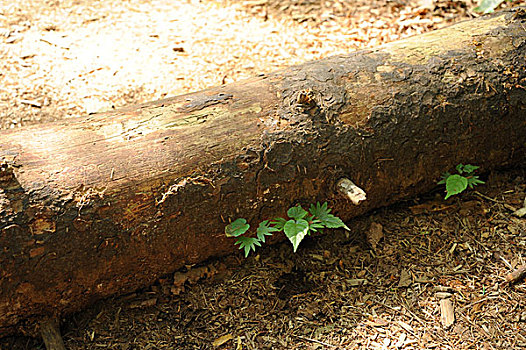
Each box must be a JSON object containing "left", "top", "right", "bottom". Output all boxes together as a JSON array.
[{"left": 1, "top": 8, "right": 525, "bottom": 336}]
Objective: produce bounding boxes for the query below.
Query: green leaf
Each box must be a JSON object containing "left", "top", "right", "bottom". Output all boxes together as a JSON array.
[
  {"left": 444, "top": 174, "right": 468, "bottom": 199},
  {"left": 308, "top": 219, "right": 325, "bottom": 232},
  {"left": 474, "top": 0, "right": 505, "bottom": 13},
  {"left": 456, "top": 163, "right": 465, "bottom": 174},
  {"left": 256, "top": 220, "right": 279, "bottom": 243},
  {"left": 320, "top": 214, "right": 350, "bottom": 230},
  {"left": 284, "top": 219, "right": 310, "bottom": 252},
  {"left": 235, "top": 236, "right": 261, "bottom": 257},
  {"left": 225, "top": 218, "right": 250, "bottom": 237},
  {"left": 287, "top": 205, "right": 308, "bottom": 220},
  {"left": 309, "top": 202, "right": 331, "bottom": 220},
  {"left": 270, "top": 217, "right": 287, "bottom": 231},
  {"left": 437, "top": 172, "right": 451, "bottom": 185},
  {"left": 467, "top": 176, "right": 485, "bottom": 188},
  {"left": 462, "top": 164, "right": 480, "bottom": 175}
]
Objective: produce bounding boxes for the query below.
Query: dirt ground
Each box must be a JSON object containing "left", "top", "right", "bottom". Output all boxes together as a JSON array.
[{"left": 1, "top": 0, "right": 525, "bottom": 349}]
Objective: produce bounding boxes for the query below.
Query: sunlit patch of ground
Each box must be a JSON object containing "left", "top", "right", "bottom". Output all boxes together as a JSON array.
[{"left": 2, "top": 0, "right": 516, "bottom": 128}]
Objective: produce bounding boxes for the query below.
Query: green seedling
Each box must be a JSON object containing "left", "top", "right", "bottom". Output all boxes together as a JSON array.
[
  {"left": 225, "top": 202, "right": 349, "bottom": 257},
  {"left": 438, "top": 164, "right": 485, "bottom": 200}
]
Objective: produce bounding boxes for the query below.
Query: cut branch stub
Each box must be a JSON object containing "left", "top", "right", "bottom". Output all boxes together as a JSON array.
[{"left": 337, "top": 178, "right": 367, "bottom": 205}]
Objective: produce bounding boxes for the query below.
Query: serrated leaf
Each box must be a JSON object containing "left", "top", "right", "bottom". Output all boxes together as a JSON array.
[
  {"left": 309, "top": 201, "right": 331, "bottom": 220},
  {"left": 462, "top": 164, "right": 480, "bottom": 174},
  {"left": 474, "top": 0, "right": 505, "bottom": 13},
  {"left": 225, "top": 218, "right": 250, "bottom": 237},
  {"left": 308, "top": 219, "right": 325, "bottom": 232},
  {"left": 467, "top": 176, "right": 485, "bottom": 188},
  {"left": 235, "top": 236, "right": 261, "bottom": 257},
  {"left": 445, "top": 174, "right": 468, "bottom": 199},
  {"left": 284, "top": 219, "right": 310, "bottom": 252},
  {"left": 270, "top": 217, "right": 287, "bottom": 231},
  {"left": 320, "top": 214, "right": 350, "bottom": 230},
  {"left": 256, "top": 220, "right": 278, "bottom": 243},
  {"left": 287, "top": 205, "right": 308, "bottom": 220}
]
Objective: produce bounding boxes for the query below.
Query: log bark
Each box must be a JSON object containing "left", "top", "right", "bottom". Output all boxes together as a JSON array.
[{"left": 1, "top": 8, "right": 525, "bottom": 336}]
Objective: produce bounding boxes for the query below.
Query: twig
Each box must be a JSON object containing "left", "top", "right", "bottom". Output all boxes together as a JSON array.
[
  {"left": 374, "top": 299, "right": 427, "bottom": 327},
  {"left": 20, "top": 99, "right": 42, "bottom": 108},
  {"left": 292, "top": 334, "right": 338, "bottom": 348},
  {"left": 474, "top": 191, "right": 501, "bottom": 203},
  {"left": 473, "top": 191, "right": 516, "bottom": 212},
  {"left": 499, "top": 256, "right": 514, "bottom": 270}
]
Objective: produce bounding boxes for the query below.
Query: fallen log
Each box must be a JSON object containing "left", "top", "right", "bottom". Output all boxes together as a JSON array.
[{"left": 1, "top": 8, "right": 525, "bottom": 336}]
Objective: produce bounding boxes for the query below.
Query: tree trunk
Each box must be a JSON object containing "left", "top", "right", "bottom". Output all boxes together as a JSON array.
[{"left": 1, "top": 8, "right": 525, "bottom": 336}]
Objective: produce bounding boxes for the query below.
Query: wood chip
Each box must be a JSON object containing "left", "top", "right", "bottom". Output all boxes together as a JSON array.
[
  {"left": 439, "top": 298, "right": 455, "bottom": 329},
  {"left": 433, "top": 285, "right": 455, "bottom": 293},
  {"left": 398, "top": 269, "right": 412, "bottom": 288},
  {"left": 409, "top": 201, "right": 452, "bottom": 214},
  {"left": 212, "top": 334, "right": 233, "bottom": 347},
  {"left": 128, "top": 298, "right": 157, "bottom": 309},
  {"left": 20, "top": 99, "right": 42, "bottom": 108},
  {"left": 394, "top": 332, "right": 406, "bottom": 348},
  {"left": 435, "top": 292, "right": 452, "bottom": 299},
  {"left": 397, "top": 320, "right": 414, "bottom": 333},
  {"left": 366, "top": 316, "right": 389, "bottom": 327},
  {"left": 367, "top": 222, "right": 383, "bottom": 251},
  {"left": 346, "top": 278, "right": 368, "bottom": 287},
  {"left": 506, "top": 265, "right": 526, "bottom": 284},
  {"left": 512, "top": 207, "right": 526, "bottom": 218}
]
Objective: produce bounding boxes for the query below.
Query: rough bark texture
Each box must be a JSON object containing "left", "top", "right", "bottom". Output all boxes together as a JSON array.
[{"left": 1, "top": 8, "right": 525, "bottom": 336}]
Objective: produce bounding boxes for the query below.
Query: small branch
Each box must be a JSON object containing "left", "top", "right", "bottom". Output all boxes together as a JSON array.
[
  {"left": 40, "top": 317, "right": 66, "bottom": 350},
  {"left": 474, "top": 190, "right": 501, "bottom": 203},
  {"left": 292, "top": 334, "right": 338, "bottom": 348},
  {"left": 337, "top": 178, "right": 366, "bottom": 205}
]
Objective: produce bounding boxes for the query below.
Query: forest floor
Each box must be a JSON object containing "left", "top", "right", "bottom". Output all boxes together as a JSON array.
[{"left": 1, "top": 0, "right": 525, "bottom": 349}]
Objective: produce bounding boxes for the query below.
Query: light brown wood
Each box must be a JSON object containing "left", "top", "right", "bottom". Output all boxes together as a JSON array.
[
  {"left": 506, "top": 265, "right": 526, "bottom": 284},
  {"left": 440, "top": 299, "right": 455, "bottom": 329}
]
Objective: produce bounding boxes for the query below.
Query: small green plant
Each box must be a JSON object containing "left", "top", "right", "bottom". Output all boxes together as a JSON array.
[
  {"left": 225, "top": 202, "right": 349, "bottom": 257},
  {"left": 438, "top": 164, "right": 485, "bottom": 200},
  {"left": 474, "top": 0, "right": 510, "bottom": 14}
]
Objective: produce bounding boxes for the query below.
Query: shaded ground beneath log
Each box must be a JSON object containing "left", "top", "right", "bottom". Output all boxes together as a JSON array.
[
  {"left": 1, "top": 0, "right": 525, "bottom": 349},
  {"left": 2, "top": 169, "right": 525, "bottom": 350}
]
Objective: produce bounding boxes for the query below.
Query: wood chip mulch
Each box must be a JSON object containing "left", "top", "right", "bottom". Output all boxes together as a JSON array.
[{"left": 0, "top": 0, "right": 525, "bottom": 349}]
